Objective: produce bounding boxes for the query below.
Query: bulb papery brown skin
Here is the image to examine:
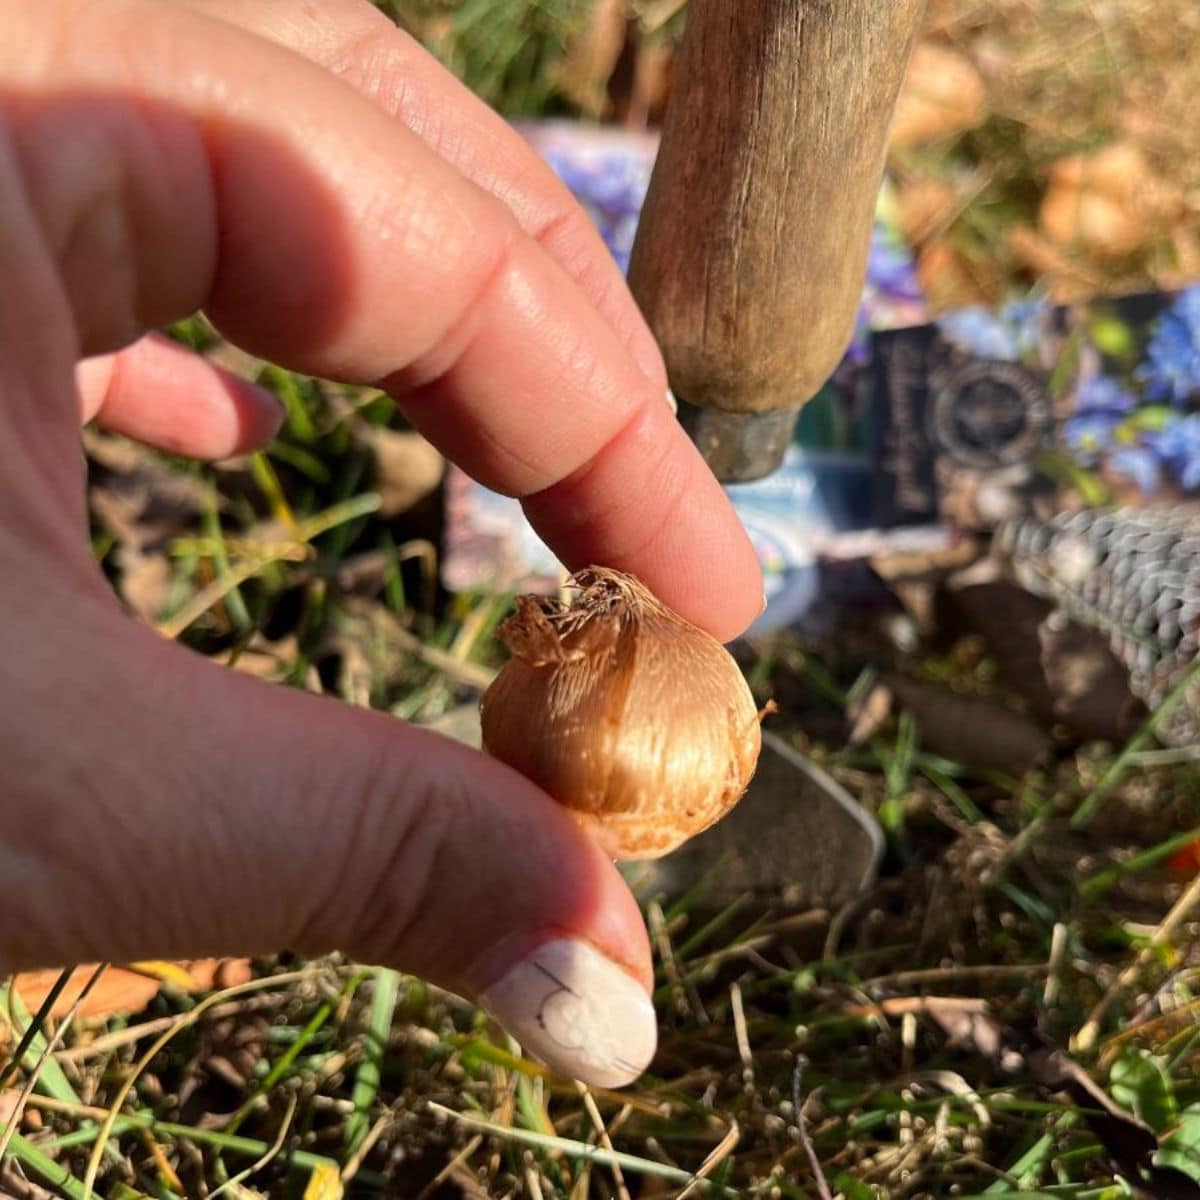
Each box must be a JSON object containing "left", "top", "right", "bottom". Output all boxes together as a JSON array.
[{"left": 479, "top": 567, "right": 763, "bottom": 861}]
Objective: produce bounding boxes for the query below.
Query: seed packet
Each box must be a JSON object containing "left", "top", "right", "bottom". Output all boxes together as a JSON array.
[
  {"left": 869, "top": 285, "right": 1200, "bottom": 530},
  {"left": 440, "top": 120, "right": 935, "bottom": 629}
]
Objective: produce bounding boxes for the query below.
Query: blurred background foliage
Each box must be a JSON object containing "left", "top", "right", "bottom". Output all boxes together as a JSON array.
[{"left": 382, "top": 0, "right": 1200, "bottom": 309}]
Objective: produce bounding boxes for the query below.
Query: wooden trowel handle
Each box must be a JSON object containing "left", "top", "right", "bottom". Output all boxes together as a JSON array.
[{"left": 628, "top": 0, "right": 926, "bottom": 481}]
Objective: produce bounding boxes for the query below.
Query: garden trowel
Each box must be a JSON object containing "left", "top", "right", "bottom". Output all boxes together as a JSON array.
[
  {"left": 627, "top": 0, "right": 927, "bottom": 483},
  {"left": 424, "top": 705, "right": 883, "bottom": 913}
]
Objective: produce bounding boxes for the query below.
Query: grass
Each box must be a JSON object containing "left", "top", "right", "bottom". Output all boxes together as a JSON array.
[{"left": 4, "top": 2, "right": 1200, "bottom": 1197}]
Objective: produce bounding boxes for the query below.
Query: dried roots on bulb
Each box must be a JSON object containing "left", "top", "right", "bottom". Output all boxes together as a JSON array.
[{"left": 479, "top": 567, "right": 765, "bottom": 860}]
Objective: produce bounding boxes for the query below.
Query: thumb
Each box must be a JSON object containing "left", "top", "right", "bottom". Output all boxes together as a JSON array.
[{"left": 1, "top": 601, "right": 656, "bottom": 1089}]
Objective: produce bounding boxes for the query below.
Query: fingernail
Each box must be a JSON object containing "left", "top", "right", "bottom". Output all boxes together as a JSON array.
[
  {"left": 234, "top": 379, "right": 286, "bottom": 444},
  {"left": 665, "top": 387, "right": 678, "bottom": 415},
  {"left": 478, "top": 938, "right": 657, "bottom": 1089}
]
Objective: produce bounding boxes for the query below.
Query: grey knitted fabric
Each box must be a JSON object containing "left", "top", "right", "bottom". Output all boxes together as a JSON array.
[{"left": 995, "top": 506, "right": 1200, "bottom": 744}]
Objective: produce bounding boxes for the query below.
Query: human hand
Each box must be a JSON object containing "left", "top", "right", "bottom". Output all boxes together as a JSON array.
[{"left": 0, "top": 0, "right": 762, "bottom": 1087}]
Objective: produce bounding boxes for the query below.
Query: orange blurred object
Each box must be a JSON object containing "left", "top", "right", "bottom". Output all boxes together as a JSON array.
[
  {"left": 890, "top": 42, "right": 987, "bottom": 147},
  {"left": 7, "top": 959, "right": 252, "bottom": 1025},
  {"left": 1168, "top": 840, "right": 1200, "bottom": 875}
]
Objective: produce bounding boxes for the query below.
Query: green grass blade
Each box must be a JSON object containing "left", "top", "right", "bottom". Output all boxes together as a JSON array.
[
  {"left": 345, "top": 968, "right": 401, "bottom": 1155},
  {"left": 202, "top": 492, "right": 252, "bottom": 634},
  {"left": 5, "top": 1129, "right": 93, "bottom": 1199},
  {"left": 1071, "top": 656, "right": 1200, "bottom": 828},
  {"left": 426, "top": 1103, "right": 715, "bottom": 1190},
  {"left": 1080, "top": 824, "right": 1200, "bottom": 897},
  {"left": 0, "top": 980, "right": 81, "bottom": 1103},
  {"left": 41, "top": 1112, "right": 340, "bottom": 1174}
]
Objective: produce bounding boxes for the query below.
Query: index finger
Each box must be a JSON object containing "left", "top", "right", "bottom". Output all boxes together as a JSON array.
[
  {"left": 181, "top": 0, "right": 669, "bottom": 391},
  {"left": 10, "top": 0, "right": 763, "bottom": 639}
]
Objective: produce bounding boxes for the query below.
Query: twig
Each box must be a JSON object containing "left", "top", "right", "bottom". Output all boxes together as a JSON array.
[
  {"left": 525, "top": 1165, "right": 547, "bottom": 1200},
  {"left": 673, "top": 1121, "right": 739, "bottom": 1200},
  {"left": 1075, "top": 868, "right": 1200, "bottom": 1052},
  {"left": 729, "top": 983, "right": 753, "bottom": 1085},
  {"left": 1044, "top": 922, "right": 1068, "bottom": 1008},
  {"left": 412, "top": 1135, "right": 483, "bottom": 1200},
  {"left": 379, "top": 616, "right": 498, "bottom": 691},
  {"left": 27, "top": 1095, "right": 338, "bottom": 1173},
  {"left": 649, "top": 902, "right": 707, "bottom": 1025},
  {"left": 841, "top": 996, "right": 990, "bottom": 1020},
  {"left": 864, "top": 962, "right": 1049, "bottom": 991},
  {"left": 206, "top": 1091, "right": 297, "bottom": 1200},
  {"left": 56, "top": 992, "right": 291, "bottom": 1061},
  {"left": 341, "top": 1109, "right": 395, "bottom": 1184},
  {"left": 0, "top": 969, "right": 74, "bottom": 1090},
  {"left": 791, "top": 1059, "right": 833, "bottom": 1200},
  {"left": 576, "top": 1083, "right": 631, "bottom": 1200}
]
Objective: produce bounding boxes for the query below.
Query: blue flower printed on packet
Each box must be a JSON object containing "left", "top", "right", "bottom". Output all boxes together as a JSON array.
[
  {"left": 1107, "top": 445, "right": 1162, "bottom": 494},
  {"left": 1064, "top": 411, "right": 1123, "bottom": 466},
  {"left": 1136, "top": 285, "right": 1200, "bottom": 405},
  {"left": 1148, "top": 412, "right": 1200, "bottom": 490},
  {"left": 936, "top": 301, "right": 1047, "bottom": 363},
  {"left": 1063, "top": 376, "right": 1138, "bottom": 465},
  {"left": 1073, "top": 375, "right": 1137, "bottom": 414}
]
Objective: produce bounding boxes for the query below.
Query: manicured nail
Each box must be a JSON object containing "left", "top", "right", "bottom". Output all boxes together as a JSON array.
[
  {"left": 232, "top": 378, "right": 286, "bottom": 446},
  {"left": 665, "top": 387, "right": 678, "bottom": 414},
  {"left": 478, "top": 938, "right": 657, "bottom": 1089}
]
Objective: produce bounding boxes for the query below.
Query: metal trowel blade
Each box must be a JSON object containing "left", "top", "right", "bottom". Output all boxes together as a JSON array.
[{"left": 421, "top": 707, "right": 883, "bottom": 913}]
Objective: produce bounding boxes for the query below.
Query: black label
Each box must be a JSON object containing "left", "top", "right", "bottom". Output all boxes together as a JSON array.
[{"left": 870, "top": 325, "right": 1052, "bottom": 527}]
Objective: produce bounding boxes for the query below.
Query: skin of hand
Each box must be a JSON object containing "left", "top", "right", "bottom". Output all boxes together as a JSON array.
[{"left": 0, "top": 0, "right": 762, "bottom": 1088}]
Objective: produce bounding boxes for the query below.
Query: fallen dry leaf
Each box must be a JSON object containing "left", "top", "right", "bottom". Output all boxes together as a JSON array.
[
  {"left": 365, "top": 427, "right": 444, "bottom": 520},
  {"left": 846, "top": 683, "right": 894, "bottom": 747},
  {"left": 884, "top": 674, "right": 1052, "bottom": 776},
  {"left": 894, "top": 177, "right": 959, "bottom": 246},
  {"left": 85, "top": 430, "right": 212, "bottom": 622},
  {"left": 1007, "top": 224, "right": 1103, "bottom": 302},
  {"left": 916, "top": 241, "right": 990, "bottom": 310},
  {"left": 890, "top": 42, "right": 987, "bottom": 147},
  {"left": 940, "top": 571, "right": 1142, "bottom": 744},
  {"left": 9, "top": 959, "right": 252, "bottom": 1025},
  {"left": 303, "top": 1163, "right": 346, "bottom": 1200},
  {"left": 1040, "top": 141, "right": 1181, "bottom": 259},
  {"left": 1030, "top": 1046, "right": 1200, "bottom": 1200},
  {"left": 554, "top": 0, "right": 629, "bottom": 118}
]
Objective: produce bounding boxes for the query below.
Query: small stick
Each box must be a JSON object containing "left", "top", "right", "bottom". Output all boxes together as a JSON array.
[
  {"left": 673, "top": 1120, "right": 740, "bottom": 1200},
  {"left": 207, "top": 1091, "right": 298, "bottom": 1200},
  {"left": 575, "top": 1083, "right": 631, "bottom": 1200},
  {"left": 413, "top": 1135, "right": 483, "bottom": 1200},
  {"left": 1044, "top": 922, "right": 1068, "bottom": 1008},
  {"left": 865, "top": 963, "right": 1050, "bottom": 990},
  {"left": 841, "top": 996, "right": 990, "bottom": 1020},
  {"left": 524, "top": 1165, "right": 546, "bottom": 1200},
  {"left": 341, "top": 1109, "right": 394, "bottom": 1184},
  {"left": 648, "top": 902, "right": 707, "bottom": 1025},
  {"left": 729, "top": 983, "right": 754, "bottom": 1085},
  {"left": 1075, "top": 869, "right": 1200, "bottom": 1052},
  {"left": 791, "top": 1059, "right": 834, "bottom": 1200}
]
